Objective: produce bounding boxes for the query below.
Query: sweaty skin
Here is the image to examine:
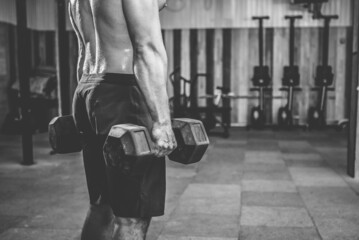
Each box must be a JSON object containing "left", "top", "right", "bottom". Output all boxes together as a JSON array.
[{"left": 68, "top": 0, "right": 176, "bottom": 157}]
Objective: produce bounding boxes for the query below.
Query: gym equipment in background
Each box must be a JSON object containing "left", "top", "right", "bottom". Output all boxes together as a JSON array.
[
  {"left": 278, "top": 15, "right": 303, "bottom": 128},
  {"left": 307, "top": 15, "right": 338, "bottom": 129},
  {"left": 250, "top": 16, "right": 271, "bottom": 128},
  {"left": 169, "top": 68, "right": 231, "bottom": 138}
]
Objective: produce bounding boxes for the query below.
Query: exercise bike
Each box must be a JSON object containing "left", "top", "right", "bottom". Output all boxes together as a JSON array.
[
  {"left": 250, "top": 16, "right": 271, "bottom": 128},
  {"left": 278, "top": 15, "right": 302, "bottom": 128},
  {"left": 307, "top": 15, "right": 338, "bottom": 129}
]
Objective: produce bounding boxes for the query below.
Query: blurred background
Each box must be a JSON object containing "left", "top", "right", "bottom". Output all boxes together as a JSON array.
[{"left": 0, "top": 0, "right": 359, "bottom": 240}]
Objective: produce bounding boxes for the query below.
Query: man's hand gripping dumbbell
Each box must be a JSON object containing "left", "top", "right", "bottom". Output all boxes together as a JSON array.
[{"left": 103, "top": 118, "right": 209, "bottom": 172}]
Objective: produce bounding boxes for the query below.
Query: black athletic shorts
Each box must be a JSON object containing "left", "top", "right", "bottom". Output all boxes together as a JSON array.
[{"left": 73, "top": 73, "right": 166, "bottom": 218}]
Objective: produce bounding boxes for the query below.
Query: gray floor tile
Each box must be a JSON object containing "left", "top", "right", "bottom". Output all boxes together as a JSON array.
[
  {"left": 239, "top": 226, "right": 321, "bottom": 240},
  {"left": 161, "top": 213, "right": 239, "bottom": 238},
  {"left": 158, "top": 236, "right": 237, "bottom": 240},
  {"left": 315, "top": 217, "right": 359, "bottom": 240},
  {"left": 0, "top": 228, "right": 80, "bottom": 240},
  {"left": 289, "top": 167, "right": 348, "bottom": 187},
  {"left": 240, "top": 206, "right": 314, "bottom": 227},
  {"left": 242, "top": 192, "right": 304, "bottom": 207},
  {"left": 194, "top": 161, "right": 243, "bottom": 184},
  {"left": 242, "top": 180, "right": 297, "bottom": 193},
  {"left": 181, "top": 184, "right": 241, "bottom": 200},
  {"left": 282, "top": 153, "right": 322, "bottom": 161},
  {"left": 0, "top": 215, "right": 26, "bottom": 234},
  {"left": 243, "top": 163, "right": 287, "bottom": 172},
  {"left": 175, "top": 196, "right": 240, "bottom": 216},
  {"left": 242, "top": 169, "right": 292, "bottom": 181}
]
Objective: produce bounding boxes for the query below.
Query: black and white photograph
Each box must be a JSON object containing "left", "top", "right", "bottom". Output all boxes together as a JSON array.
[{"left": 0, "top": 0, "right": 358, "bottom": 239}]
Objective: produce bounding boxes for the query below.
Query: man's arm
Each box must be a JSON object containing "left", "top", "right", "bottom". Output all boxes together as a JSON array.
[
  {"left": 122, "top": 0, "right": 176, "bottom": 156},
  {"left": 68, "top": 1, "right": 85, "bottom": 81}
]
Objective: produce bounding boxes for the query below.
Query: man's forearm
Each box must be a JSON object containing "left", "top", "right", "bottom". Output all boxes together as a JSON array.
[
  {"left": 76, "top": 52, "right": 84, "bottom": 81},
  {"left": 134, "top": 45, "right": 170, "bottom": 124}
]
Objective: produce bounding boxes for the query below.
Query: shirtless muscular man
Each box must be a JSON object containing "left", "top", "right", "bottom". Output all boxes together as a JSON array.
[{"left": 68, "top": 0, "right": 175, "bottom": 239}]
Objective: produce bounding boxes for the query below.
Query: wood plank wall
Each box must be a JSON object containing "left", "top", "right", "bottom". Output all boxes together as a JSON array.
[
  {"left": 164, "top": 26, "right": 350, "bottom": 126},
  {"left": 0, "top": 0, "right": 352, "bottom": 30},
  {"left": 160, "top": 0, "right": 351, "bottom": 29}
]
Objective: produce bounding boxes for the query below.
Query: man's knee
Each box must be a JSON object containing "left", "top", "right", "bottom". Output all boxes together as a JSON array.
[{"left": 87, "top": 204, "right": 114, "bottom": 224}]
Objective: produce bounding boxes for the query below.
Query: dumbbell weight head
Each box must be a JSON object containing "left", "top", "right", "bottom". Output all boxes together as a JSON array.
[
  {"left": 48, "top": 115, "right": 82, "bottom": 154},
  {"left": 103, "top": 124, "right": 154, "bottom": 168},
  {"left": 169, "top": 118, "right": 209, "bottom": 164}
]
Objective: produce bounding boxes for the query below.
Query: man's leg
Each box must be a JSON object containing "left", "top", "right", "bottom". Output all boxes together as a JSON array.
[
  {"left": 81, "top": 204, "right": 115, "bottom": 240},
  {"left": 113, "top": 217, "right": 151, "bottom": 240}
]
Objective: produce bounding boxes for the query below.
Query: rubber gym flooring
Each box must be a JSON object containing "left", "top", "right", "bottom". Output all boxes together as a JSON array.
[{"left": 0, "top": 128, "right": 359, "bottom": 240}]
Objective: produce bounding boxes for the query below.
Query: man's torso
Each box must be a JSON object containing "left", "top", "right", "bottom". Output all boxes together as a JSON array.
[{"left": 69, "top": 0, "right": 166, "bottom": 75}]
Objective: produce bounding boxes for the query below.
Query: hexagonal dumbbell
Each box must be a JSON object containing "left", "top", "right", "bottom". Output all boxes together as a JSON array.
[
  {"left": 103, "top": 118, "right": 209, "bottom": 168},
  {"left": 48, "top": 115, "right": 82, "bottom": 154}
]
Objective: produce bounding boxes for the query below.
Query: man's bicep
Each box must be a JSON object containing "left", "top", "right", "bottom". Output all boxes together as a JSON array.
[{"left": 122, "top": 0, "right": 162, "bottom": 47}]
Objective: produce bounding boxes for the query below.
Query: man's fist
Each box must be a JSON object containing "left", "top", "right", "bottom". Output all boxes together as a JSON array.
[{"left": 151, "top": 122, "right": 177, "bottom": 157}]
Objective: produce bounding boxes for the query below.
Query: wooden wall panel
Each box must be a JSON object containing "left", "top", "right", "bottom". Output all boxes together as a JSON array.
[
  {"left": 326, "top": 27, "right": 338, "bottom": 122},
  {"left": 197, "top": 29, "right": 207, "bottom": 107},
  {"left": 334, "top": 28, "right": 348, "bottom": 121},
  {"left": 214, "top": 29, "right": 223, "bottom": 95},
  {"left": 0, "top": 0, "right": 16, "bottom": 25},
  {"left": 0, "top": 0, "right": 352, "bottom": 30},
  {"left": 272, "top": 28, "right": 289, "bottom": 124},
  {"left": 160, "top": 0, "right": 351, "bottom": 30},
  {"left": 264, "top": 28, "right": 274, "bottom": 124},
  {"left": 181, "top": 29, "right": 190, "bottom": 95},
  {"left": 248, "top": 28, "right": 259, "bottom": 123},
  {"left": 298, "top": 28, "right": 319, "bottom": 125},
  {"left": 231, "top": 29, "right": 249, "bottom": 125},
  {"left": 293, "top": 28, "right": 302, "bottom": 121},
  {"left": 27, "top": 0, "right": 55, "bottom": 31}
]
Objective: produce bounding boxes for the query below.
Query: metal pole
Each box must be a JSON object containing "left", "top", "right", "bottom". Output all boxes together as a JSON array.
[
  {"left": 259, "top": 20, "right": 264, "bottom": 67},
  {"left": 16, "top": 0, "right": 34, "bottom": 165},
  {"left": 289, "top": 19, "right": 295, "bottom": 66},
  {"left": 55, "top": 0, "right": 71, "bottom": 116}
]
